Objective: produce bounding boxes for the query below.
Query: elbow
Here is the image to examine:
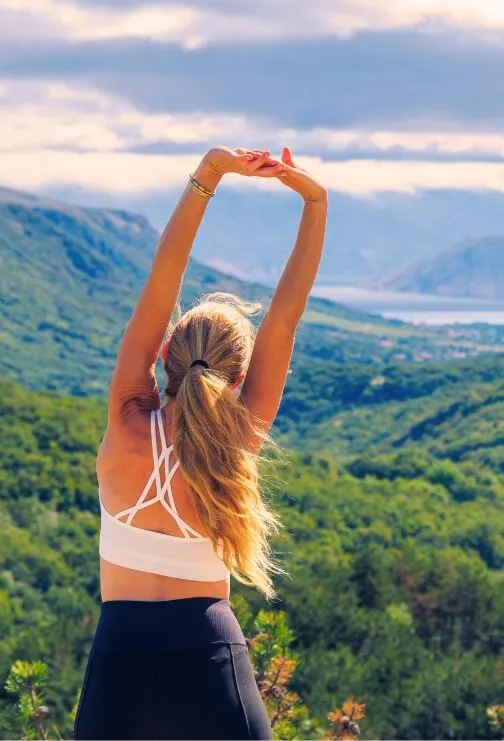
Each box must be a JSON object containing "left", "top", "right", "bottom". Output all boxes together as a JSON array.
[
  {"left": 289, "top": 294, "right": 310, "bottom": 331},
  {"left": 263, "top": 306, "right": 299, "bottom": 340},
  {"left": 267, "top": 297, "right": 307, "bottom": 336},
  {"left": 284, "top": 305, "right": 306, "bottom": 336}
]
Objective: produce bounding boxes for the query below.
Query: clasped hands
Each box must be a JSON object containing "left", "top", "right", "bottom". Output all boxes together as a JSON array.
[{"left": 204, "top": 145, "right": 327, "bottom": 204}]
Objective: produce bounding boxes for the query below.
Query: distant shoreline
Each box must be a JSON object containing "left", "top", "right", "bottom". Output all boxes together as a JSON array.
[{"left": 311, "top": 285, "right": 504, "bottom": 325}]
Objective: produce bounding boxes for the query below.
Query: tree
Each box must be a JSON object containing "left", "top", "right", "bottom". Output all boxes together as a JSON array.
[
  {"left": 4, "top": 660, "right": 51, "bottom": 740},
  {"left": 233, "top": 598, "right": 365, "bottom": 740}
]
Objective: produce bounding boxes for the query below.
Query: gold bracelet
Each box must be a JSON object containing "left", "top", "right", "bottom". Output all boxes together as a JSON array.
[{"left": 189, "top": 173, "right": 215, "bottom": 198}]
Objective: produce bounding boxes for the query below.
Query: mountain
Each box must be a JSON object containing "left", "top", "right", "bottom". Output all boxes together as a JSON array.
[
  {"left": 0, "top": 186, "right": 392, "bottom": 393},
  {"left": 375, "top": 236, "right": 504, "bottom": 299},
  {"left": 0, "top": 186, "right": 160, "bottom": 393},
  {"left": 2, "top": 185, "right": 489, "bottom": 396},
  {"left": 45, "top": 185, "right": 504, "bottom": 284},
  {"left": 4, "top": 186, "right": 504, "bottom": 397}
]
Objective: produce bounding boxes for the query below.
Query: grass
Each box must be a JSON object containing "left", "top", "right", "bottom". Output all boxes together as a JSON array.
[{"left": 302, "top": 309, "right": 425, "bottom": 337}]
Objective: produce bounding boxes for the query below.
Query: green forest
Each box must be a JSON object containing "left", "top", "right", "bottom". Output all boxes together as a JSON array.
[
  {"left": 1, "top": 190, "right": 504, "bottom": 739},
  {"left": 1, "top": 371, "right": 503, "bottom": 739}
]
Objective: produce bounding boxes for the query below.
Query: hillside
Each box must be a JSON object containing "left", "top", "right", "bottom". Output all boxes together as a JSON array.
[
  {"left": 0, "top": 186, "right": 404, "bottom": 394},
  {"left": 3, "top": 186, "right": 504, "bottom": 396},
  {"left": 277, "top": 354, "right": 504, "bottom": 459},
  {"left": 0, "top": 379, "right": 503, "bottom": 739},
  {"left": 376, "top": 236, "right": 504, "bottom": 299}
]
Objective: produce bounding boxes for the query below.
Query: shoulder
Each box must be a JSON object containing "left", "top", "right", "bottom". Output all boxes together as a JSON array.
[{"left": 98, "top": 404, "right": 154, "bottom": 474}]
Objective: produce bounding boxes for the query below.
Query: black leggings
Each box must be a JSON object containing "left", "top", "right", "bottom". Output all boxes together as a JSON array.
[{"left": 74, "top": 598, "right": 272, "bottom": 740}]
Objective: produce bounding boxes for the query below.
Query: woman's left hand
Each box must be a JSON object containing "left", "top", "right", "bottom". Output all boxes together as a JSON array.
[{"left": 204, "top": 146, "right": 287, "bottom": 178}]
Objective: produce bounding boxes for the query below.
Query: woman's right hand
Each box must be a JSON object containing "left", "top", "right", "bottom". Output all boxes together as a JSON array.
[
  {"left": 202, "top": 145, "right": 327, "bottom": 202},
  {"left": 273, "top": 147, "right": 328, "bottom": 203}
]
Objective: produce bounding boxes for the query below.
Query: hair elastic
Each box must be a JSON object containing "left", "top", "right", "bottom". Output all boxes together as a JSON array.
[{"left": 190, "top": 359, "right": 209, "bottom": 369}]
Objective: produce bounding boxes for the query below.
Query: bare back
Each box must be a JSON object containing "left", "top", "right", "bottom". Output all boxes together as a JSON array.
[{"left": 97, "top": 400, "right": 230, "bottom": 602}]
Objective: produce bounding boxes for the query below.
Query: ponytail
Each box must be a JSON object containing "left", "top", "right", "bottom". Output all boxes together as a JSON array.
[{"left": 164, "top": 293, "right": 284, "bottom": 599}]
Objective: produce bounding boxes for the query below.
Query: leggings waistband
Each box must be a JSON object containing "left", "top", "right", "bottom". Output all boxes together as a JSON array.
[{"left": 92, "top": 597, "right": 247, "bottom": 654}]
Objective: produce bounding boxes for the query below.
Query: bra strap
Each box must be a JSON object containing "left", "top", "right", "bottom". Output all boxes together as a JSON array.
[
  {"left": 156, "top": 410, "right": 204, "bottom": 539},
  {"left": 114, "top": 411, "right": 204, "bottom": 540},
  {"left": 115, "top": 410, "right": 160, "bottom": 525}
]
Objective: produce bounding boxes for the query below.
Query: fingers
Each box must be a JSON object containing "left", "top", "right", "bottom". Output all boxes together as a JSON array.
[
  {"left": 236, "top": 148, "right": 267, "bottom": 159},
  {"left": 236, "top": 147, "right": 292, "bottom": 167},
  {"left": 234, "top": 147, "right": 296, "bottom": 164},
  {"left": 281, "top": 146, "right": 295, "bottom": 167},
  {"left": 255, "top": 162, "right": 288, "bottom": 178},
  {"left": 248, "top": 151, "right": 272, "bottom": 172},
  {"left": 235, "top": 148, "right": 265, "bottom": 165},
  {"left": 231, "top": 146, "right": 297, "bottom": 178},
  {"left": 245, "top": 149, "right": 278, "bottom": 165},
  {"left": 236, "top": 149, "right": 255, "bottom": 162}
]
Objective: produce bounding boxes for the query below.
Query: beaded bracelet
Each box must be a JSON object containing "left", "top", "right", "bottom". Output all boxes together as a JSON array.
[{"left": 189, "top": 173, "right": 215, "bottom": 198}]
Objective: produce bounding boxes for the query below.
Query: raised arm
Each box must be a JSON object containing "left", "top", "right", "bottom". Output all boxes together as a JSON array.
[
  {"left": 108, "top": 146, "right": 281, "bottom": 422},
  {"left": 241, "top": 148, "right": 328, "bottom": 443}
]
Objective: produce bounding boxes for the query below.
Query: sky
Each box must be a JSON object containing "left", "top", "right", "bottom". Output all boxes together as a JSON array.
[{"left": 2, "top": 0, "right": 504, "bottom": 205}]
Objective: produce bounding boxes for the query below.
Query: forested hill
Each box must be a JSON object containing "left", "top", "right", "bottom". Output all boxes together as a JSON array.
[
  {"left": 278, "top": 354, "right": 504, "bottom": 460},
  {"left": 0, "top": 378, "right": 503, "bottom": 739},
  {"left": 3, "top": 186, "right": 504, "bottom": 396},
  {"left": 0, "top": 186, "right": 384, "bottom": 393}
]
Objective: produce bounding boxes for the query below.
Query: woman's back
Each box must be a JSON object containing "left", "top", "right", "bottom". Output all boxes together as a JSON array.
[
  {"left": 97, "top": 403, "right": 231, "bottom": 602},
  {"left": 74, "top": 146, "right": 327, "bottom": 740}
]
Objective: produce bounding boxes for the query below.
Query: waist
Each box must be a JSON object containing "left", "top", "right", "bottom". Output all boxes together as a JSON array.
[
  {"left": 100, "top": 558, "right": 230, "bottom": 603},
  {"left": 91, "top": 598, "right": 246, "bottom": 654}
]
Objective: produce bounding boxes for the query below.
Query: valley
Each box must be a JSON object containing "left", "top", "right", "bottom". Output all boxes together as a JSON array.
[{"left": 1, "top": 188, "right": 503, "bottom": 739}]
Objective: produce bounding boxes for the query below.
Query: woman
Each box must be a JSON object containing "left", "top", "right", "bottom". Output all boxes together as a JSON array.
[{"left": 74, "top": 145, "right": 327, "bottom": 740}]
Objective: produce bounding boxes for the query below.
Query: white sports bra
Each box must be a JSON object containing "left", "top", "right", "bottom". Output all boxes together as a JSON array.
[{"left": 99, "top": 409, "right": 230, "bottom": 582}]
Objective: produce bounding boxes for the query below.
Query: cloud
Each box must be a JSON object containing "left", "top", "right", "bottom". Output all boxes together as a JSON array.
[
  {"left": 0, "top": 81, "right": 255, "bottom": 152},
  {"left": 281, "top": 128, "right": 504, "bottom": 159},
  {"left": 2, "top": 4, "right": 504, "bottom": 203},
  {"left": 2, "top": 30, "right": 504, "bottom": 133},
  {"left": 2, "top": 80, "right": 504, "bottom": 162},
  {"left": 1, "top": 1, "right": 198, "bottom": 43},
  {"left": 3, "top": 0, "right": 504, "bottom": 47},
  {"left": 1, "top": 148, "right": 504, "bottom": 197}
]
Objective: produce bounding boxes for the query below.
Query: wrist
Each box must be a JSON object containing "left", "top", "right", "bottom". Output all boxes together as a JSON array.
[
  {"left": 301, "top": 182, "right": 328, "bottom": 204},
  {"left": 193, "top": 156, "right": 224, "bottom": 193},
  {"left": 303, "top": 191, "right": 328, "bottom": 206}
]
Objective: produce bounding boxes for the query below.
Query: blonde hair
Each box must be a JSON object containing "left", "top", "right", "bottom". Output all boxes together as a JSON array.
[{"left": 164, "top": 292, "right": 284, "bottom": 599}]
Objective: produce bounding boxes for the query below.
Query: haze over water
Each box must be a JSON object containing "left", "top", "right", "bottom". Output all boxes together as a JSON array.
[{"left": 312, "top": 286, "right": 504, "bottom": 326}]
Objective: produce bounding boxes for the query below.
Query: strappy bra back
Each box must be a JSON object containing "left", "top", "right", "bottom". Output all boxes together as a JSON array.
[{"left": 99, "top": 409, "right": 230, "bottom": 582}]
